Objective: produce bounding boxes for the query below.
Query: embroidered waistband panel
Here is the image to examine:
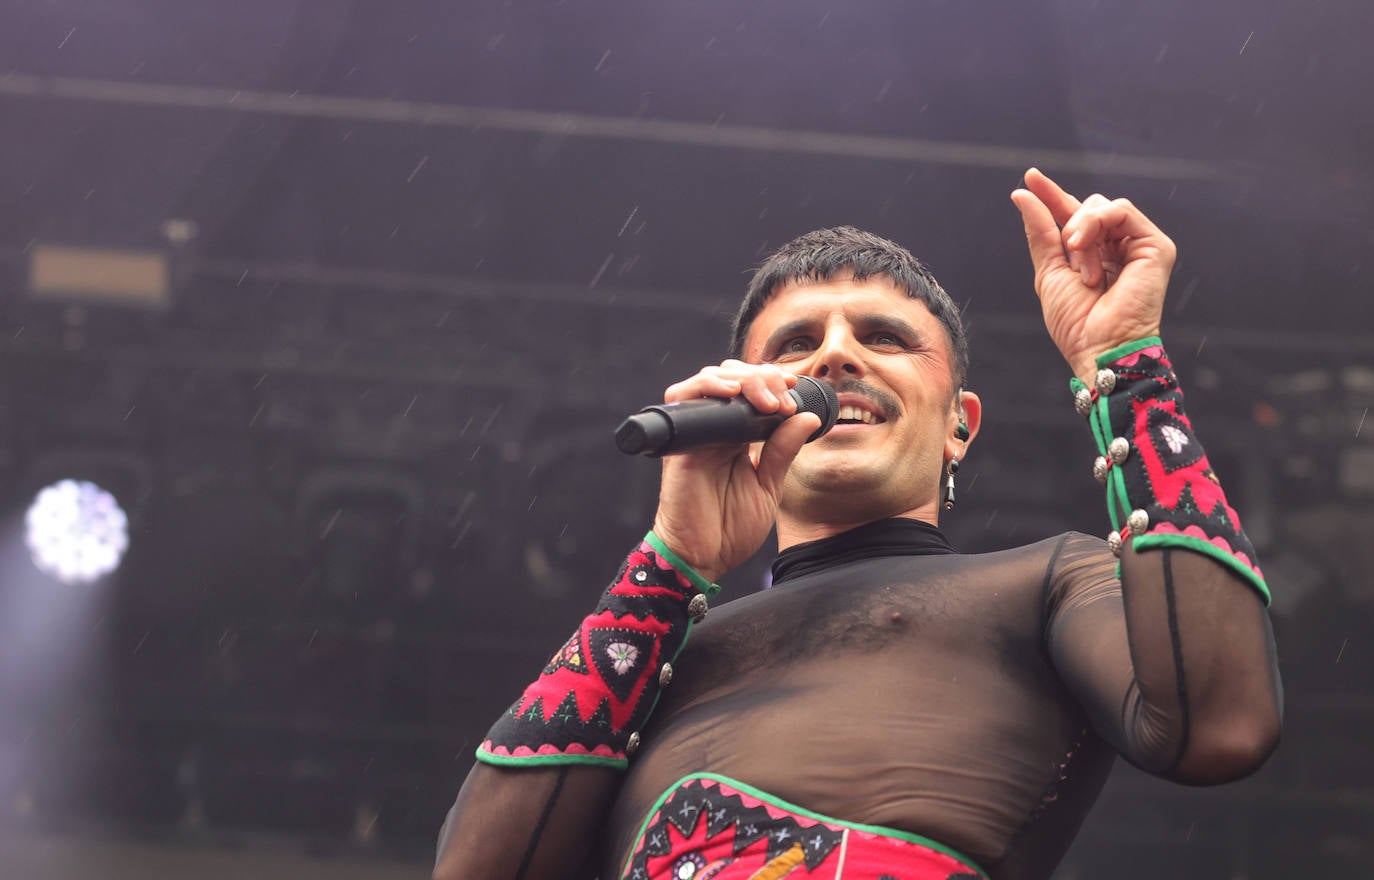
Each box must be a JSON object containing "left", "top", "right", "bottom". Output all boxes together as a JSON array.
[{"left": 622, "top": 774, "right": 987, "bottom": 880}]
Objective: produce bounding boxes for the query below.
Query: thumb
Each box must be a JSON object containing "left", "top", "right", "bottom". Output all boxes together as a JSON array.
[
  {"left": 754, "top": 412, "right": 822, "bottom": 497},
  {"left": 1011, "top": 188, "right": 1068, "bottom": 279}
]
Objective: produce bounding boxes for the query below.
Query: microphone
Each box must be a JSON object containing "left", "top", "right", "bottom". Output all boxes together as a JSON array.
[{"left": 615, "top": 376, "right": 839, "bottom": 456}]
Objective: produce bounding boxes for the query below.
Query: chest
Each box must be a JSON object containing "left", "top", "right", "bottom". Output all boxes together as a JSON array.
[{"left": 679, "top": 557, "right": 1045, "bottom": 689}]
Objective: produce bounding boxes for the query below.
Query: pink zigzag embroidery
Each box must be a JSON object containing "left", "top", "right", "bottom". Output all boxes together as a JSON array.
[
  {"left": 479, "top": 740, "right": 621, "bottom": 758},
  {"left": 1109, "top": 344, "right": 1167, "bottom": 369}
]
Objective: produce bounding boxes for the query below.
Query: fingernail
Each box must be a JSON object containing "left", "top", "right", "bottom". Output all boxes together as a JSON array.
[{"left": 1067, "top": 231, "right": 1081, "bottom": 247}]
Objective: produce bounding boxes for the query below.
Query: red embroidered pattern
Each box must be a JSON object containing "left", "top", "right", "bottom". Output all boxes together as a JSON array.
[
  {"left": 623, "top": 775, "right": 985, "bottom": 880},
  {"left": 1095, "top": 341, "right": 1267, "bottom": 598},
  {"left": 478, "top": 539, "right": 702, "bottom": 766}
]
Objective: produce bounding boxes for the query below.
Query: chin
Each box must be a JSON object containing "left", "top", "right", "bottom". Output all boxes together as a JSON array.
[{"left": 787, "top": 451, "right": 892, "bottom": 495}]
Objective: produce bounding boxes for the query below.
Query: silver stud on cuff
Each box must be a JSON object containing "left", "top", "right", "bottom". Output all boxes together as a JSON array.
[
  {"left": 1108, "top": 437, "right": 1130, "bottom": 465},
  {"left": 1094, "top": 369, "right": 1118, "bottom": 397},
  {"left": 688, "top": 593, "right": 709, "bottom": 622},
  {"left": 1074, "top": 387, "right": 1094, "bottom": 416},
  {"left": 1128, "top": 508, "right": 1149, "bottom": 535},
  {"left": 658, "top": 663, "right": 674, "bottom": 688},
  {"left": 625, "top": 731, "right": 641, "bottom": 756},
  {"left": 1107, "top": 530, "right": 1123, "bottom": 557},
  {"left": 1093, "top": 456, "right": 1110, "bottom": 484}
]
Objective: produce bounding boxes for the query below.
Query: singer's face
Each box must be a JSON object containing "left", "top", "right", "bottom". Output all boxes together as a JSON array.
[{"left": 742, "top": 275, "right": 970, "bottom": 520}]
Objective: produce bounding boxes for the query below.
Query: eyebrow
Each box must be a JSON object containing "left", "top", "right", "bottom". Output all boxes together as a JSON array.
[{"left": 760, "top": 313, "right": 926, "bottom": 357}]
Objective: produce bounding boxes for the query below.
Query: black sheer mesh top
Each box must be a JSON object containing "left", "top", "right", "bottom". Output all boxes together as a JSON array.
[{"left": 600, "top": 519, "right": 1278, "bottom": 879}]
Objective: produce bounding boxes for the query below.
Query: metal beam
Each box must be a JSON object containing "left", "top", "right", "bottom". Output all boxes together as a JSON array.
[{"left": 0, "top": 72, "right": 1225, "bottom": 180}]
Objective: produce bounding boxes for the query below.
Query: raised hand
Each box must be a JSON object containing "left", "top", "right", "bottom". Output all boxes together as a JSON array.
[
  {"left": 1011, "top": 168, "right": 1175, "bottom": 384},
  {"left": 650, "top": 361, "right": 822, "bottom": 583}
]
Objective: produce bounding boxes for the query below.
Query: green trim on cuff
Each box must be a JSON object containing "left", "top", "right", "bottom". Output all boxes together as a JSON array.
[
  {"left": 632, "top": 614, "right": 697, "bottom": 736},
  {"left": 1108, "top": 473, "right": 1128, "bottom": 533},
  {"left": 1069, "top": 376, "right": 1089, "bottom": 396},
  {"left": 475, "top": 748, "right": 628, "bottom": 770},
  {"left": 1094, "top": 335, "right": 1164, "bottom": 368},
  {"left": 1133, "top": 533, "right": 1271, "bottom": 605},
  {"left": 1086, "top": 395, "right": 1122, "bottom": 532},
  {"left": 1100, "top": 396, "right": 1131, "bottom": 527},
  {"left": 644, "top": 531, "right": 721, "bottom": 597}
]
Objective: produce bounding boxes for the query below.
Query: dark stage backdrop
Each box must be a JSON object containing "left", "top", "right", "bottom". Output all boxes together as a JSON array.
[{"left": 0, "top": 1, "right": 1370, "bottom": 877}]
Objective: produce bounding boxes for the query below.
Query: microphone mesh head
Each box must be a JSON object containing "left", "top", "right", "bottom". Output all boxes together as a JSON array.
[{"left": 792, "top": 376, "right": 839, "bottom": 441}]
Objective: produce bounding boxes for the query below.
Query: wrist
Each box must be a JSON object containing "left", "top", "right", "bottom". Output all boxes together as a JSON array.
[
  {"left": 1069, "top": 333, "right": 1164, "bottom": 387},
  {"left": 1092, "top": 335, "right": 1164, "bottom": 370},
  {"left": 644, "top": 530, "right": 722, "bottom": 595},
  {"left": 1070, "top": 360, "right": 1098, "bottom": 389}
]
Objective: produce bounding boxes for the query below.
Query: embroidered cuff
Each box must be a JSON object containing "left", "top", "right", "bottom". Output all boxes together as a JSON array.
[
  {"left": 475, "top": 533, "right": 717, "bottom": 768},
  {"left": 1071, "top": 337, "right": 1269, "bottom": 604}
]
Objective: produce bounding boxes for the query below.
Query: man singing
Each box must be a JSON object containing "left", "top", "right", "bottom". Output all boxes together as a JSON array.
[{"left": 433, "top": 169, "right": 1282, "bottom": 880}]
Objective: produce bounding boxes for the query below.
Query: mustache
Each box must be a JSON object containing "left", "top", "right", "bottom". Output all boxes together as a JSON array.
[{"left": 828, "top": 377, "right": 900, "bottom": 421}]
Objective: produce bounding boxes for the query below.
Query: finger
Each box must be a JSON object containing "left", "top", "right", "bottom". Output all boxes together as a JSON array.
[
  {"left": 754, "top": 412, "right": 822, "bottom": 496},
  {"left": 665, "top": 363, "right": 794, "bottom": 405},
  {"left": 1022, "top": 168, "right": 1082, "bottom": 227},
  {"left": 1061, "top": 193, "right": 1109, "bottom": 250},
  {"left": 778, "top": 372, "right": 799, "bottom": 414},
  {"left": 712, "top": 360, "right": 794, "bottom": 379},
  {"left": 1064, "top": 197, "right": 1168, "bottom": 252},
  {"left": 1010, "top": 188, "right": 1069, "bottom": 277},
  {"left": 664, "top": 374, "right": 742, "bottom": 403},
  {"left": 703, "top": 362, "right": 796, "bottom": 389},
  {"left": 1060, "top": 195, "right": 1106, "bottom": 287},
  {"left": 1079, "top": 242, "right": 1104, "bottom": 289},
  {"left": 736, "top": 366, "right": 797, "bottom": 414},
  {"left": 1062, "top": 196, "right": 1108, "bottom": 286}
]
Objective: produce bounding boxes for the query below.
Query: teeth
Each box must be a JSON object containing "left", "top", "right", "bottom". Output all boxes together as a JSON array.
[{"left": 838, "top": 405, "right": 877, "bottom": 424}]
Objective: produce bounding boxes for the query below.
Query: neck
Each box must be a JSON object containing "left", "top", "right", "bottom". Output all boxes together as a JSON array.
[{"left": 775, "top": 498, "right": 943, "bottom": 552}]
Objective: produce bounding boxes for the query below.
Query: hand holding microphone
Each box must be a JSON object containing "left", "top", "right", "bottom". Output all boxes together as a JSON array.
[{"left": 623, "top": 362, "right": 835, "bottom": 584}]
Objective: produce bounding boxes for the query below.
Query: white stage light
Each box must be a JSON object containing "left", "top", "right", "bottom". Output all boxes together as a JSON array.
[{"left": 24, "top": 480, "right": 129, "bottom": 584}]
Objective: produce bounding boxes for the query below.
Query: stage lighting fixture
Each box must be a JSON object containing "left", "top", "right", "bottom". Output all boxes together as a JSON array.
[
  {"left": 27, "top": 243, "right": 170, "bottom": 309},
  {"left": 24, "top": 479, "right": 130, "bottom": 584}
]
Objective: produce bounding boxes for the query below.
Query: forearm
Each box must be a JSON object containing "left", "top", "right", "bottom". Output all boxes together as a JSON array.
[
  {"left": 434, "top": 763, "right": 614, "bottom": 880},
  {"left": 436, "top": 533, "right": 717, "bottom": 877},
  {"left": 1080, "top": 338, "right": 1282, "bottom": 780},
  {"left": 1117, "top": 546, "right": 1282, "bottom": 781}
]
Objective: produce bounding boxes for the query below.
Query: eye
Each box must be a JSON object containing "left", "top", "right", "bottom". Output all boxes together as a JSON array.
[
  {"left": 773, "top": 337, "right": 814, "bottom": 359},
  {"left": 868, "top": 332, "right": 906, "bottom": 348}
]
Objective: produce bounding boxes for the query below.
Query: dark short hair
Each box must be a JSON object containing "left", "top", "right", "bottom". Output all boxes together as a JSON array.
[{"left": 728, "top": 226, "right": 968, "bottom": 389}]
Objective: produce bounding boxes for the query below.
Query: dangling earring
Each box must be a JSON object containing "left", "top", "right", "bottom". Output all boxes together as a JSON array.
[{"left": 943, "top": 458, "right": 960, "bottom": 510}]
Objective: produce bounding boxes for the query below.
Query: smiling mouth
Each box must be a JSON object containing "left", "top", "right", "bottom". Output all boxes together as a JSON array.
[{"left": 834, "top": 405, "right": 886, "bottom": 426}]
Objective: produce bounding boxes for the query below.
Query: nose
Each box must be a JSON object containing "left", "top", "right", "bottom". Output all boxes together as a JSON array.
[{"left": 811, "top": 326, "right": 863, "bottom": 379}]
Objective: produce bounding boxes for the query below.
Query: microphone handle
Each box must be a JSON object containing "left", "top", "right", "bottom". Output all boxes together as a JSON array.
[{"left": 615, "top": 392, "right": 797, "bottom": 456}]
